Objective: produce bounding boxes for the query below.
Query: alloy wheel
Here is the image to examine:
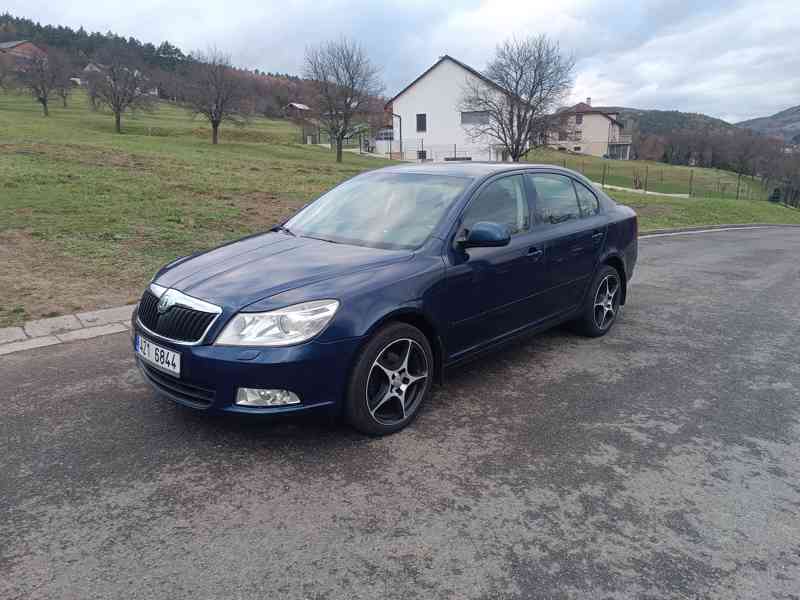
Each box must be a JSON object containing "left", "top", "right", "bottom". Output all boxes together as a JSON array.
[
  {"left": 593, "top": 274, "right": 620, "bottom": 330},
  {"left": 365, "top": 338, "right": 429, "bottom": 425}
]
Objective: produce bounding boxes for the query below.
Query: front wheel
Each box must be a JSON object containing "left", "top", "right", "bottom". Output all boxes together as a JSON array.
[
  {"left": 575, "top": 265, "right": 623, "bottom": 337},
  {"left": 345, "top": 322, "right": 434, "bottom": 436}
]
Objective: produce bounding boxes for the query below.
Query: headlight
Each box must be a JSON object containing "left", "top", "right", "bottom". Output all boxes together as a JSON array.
[{"left": 215, "top": 300, "right": 340, "bottom": 346}]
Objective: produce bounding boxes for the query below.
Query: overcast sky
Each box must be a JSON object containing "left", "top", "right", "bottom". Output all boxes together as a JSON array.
[{"left": 6, "top": 0, "right": 799, "bottom": 122}]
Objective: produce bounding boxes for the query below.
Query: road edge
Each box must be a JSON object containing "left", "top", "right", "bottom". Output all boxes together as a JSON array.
[{"left": 3, "top": 223, "right": 800, "bottom": 357}]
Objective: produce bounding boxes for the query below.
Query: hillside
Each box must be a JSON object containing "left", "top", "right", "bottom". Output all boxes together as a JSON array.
[
  {"left": 737, "top": 105, "right": 800, "bottom": 144},
  {"left": 596, "top": 106, "right": 735, "bottom": 136}
]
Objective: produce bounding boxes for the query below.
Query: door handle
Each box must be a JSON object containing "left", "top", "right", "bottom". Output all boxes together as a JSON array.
[
  {"left": 592, "top": 231, "right": 604, "bottom": 240},
  {"left": 527, "top": 247, "right": 544, "bottom": 260}
]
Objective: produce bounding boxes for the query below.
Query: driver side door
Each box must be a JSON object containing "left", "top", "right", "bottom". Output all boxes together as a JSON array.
[{"left": 444, "top": 174, "right": 547, "bottom": 358}]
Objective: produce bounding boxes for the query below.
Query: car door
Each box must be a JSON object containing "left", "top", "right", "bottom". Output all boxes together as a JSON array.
[
  {"left": 444, "top": 173, "right": 549, "bottom": 358},
  {"left": 527, "top": 173, "right": 608, "bottom": 313}
]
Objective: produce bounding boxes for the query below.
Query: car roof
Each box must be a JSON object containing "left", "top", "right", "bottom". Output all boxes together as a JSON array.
[{"left": 378, "top": 161, "right": 581, "bottom": 180}]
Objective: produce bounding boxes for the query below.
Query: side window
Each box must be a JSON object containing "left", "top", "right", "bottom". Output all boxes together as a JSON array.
[
  {"left": 461, "top": 175, "right": 530, "bottom": 236},
  {"left": 529, "top": 174, "right": 581, "bottom": 225},
  {"left": 574, "top": 181, "right": 600, "bottom": 217}
]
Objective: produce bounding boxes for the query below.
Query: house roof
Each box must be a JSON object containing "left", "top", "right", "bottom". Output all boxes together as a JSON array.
[
  {"left": 385, "top": 54, "right": 506, "bottom": 109},
  {"left": 0, "top": 40, "right": 27, "bottom": 50},
  {"left": 560, "top": 102, "right": 624, "bottom": 128}
]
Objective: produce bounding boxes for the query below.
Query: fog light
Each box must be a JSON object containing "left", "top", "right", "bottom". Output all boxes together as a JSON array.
[{"left": 236, "top": 388, "right": 301, "bottom": 407}]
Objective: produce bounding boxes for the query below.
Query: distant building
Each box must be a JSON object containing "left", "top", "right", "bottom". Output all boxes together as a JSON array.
[
  {"left": 0, "top": 40, "right": 46, "bottom": 64},
  {"left": 548, "top": 99, "right": 632, "bottom": 160}
]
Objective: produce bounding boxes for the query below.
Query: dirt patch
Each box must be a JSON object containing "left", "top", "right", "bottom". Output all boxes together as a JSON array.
[
  {"left": 0, "top": 143, "right": 163, "bottom": 172},
  {"left": 0, "top": 231, "right": 143, "bottom": 327},
  {"left": 235, "top": 191, "right": 305, "bottom": 227}
]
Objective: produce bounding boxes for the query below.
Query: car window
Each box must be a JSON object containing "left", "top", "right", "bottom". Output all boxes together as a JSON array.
[
  {"left": 528, "top": 174, "right": 581, "bottom": 225},
  {"left": 574, "top": 181, "right": 600, "bottom": 217},
  {"left": 461, "top": 175, "right": 530, "bottom": 236}
]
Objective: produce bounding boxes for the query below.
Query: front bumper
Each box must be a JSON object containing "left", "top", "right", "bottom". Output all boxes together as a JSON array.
[{"left": 132, "top": 318, "right": 363, "bottom": 416}]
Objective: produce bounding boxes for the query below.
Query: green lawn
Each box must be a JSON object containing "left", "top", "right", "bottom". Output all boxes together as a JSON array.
[
  {"left": 607, "top": 189, "right": 800, "bottom": 231},
  {"left": 526, "top": 148, "right": 767, "bottom": 200},
  {"left": 0, "top": 91, "right": 391, "bottom": 327},
  {"left": 1, "top": 91, "right": 797, "bottom": 327}
]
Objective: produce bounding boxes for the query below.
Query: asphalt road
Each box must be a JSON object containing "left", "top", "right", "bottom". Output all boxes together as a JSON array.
[{"left": 3, "top": 228, "right": 800, "bottom": 600}]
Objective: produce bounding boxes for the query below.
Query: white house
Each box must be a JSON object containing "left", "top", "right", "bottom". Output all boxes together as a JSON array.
[
  {"left": 383, "top": 55, "right": 507, "bottom": 162},
  {"left": 548, "top": 100, "right": 632, "bottom": 160}
]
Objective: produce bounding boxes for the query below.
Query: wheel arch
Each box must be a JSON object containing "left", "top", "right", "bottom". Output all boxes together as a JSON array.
[
  {"left": 600, "top": 253, "right": 628, "bottom": 305},
  {"left": 362, "top": 308, "right": 445, "bottom": 385}
]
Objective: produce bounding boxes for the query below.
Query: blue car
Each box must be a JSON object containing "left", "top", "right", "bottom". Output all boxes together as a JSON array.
[{"left": 132, "top": 163, "right": 638, "bottom": 435}]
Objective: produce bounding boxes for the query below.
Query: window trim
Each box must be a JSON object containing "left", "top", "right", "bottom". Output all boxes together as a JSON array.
[{"left": 416, "top": 113, "right": 427, "bottom": 133}]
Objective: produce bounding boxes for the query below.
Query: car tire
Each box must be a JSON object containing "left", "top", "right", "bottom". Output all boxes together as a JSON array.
[
  {"left": 575, "top": 264, "right": 623, "bottom": 337},
  {"left": 345, "top": 322, "right": 434, "bottom": 436}
]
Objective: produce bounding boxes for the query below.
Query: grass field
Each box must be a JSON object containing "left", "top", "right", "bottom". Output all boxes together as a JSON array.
[
  {"left": 1, "top": 91, "right": 798, "bottom": 327},
  {"left": 526, "top": 148, "right": 767, "bottom": 199}
]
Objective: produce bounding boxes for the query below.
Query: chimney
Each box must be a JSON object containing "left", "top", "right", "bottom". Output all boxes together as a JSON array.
[{"left": 586, "top": 97, "right": 592, "bottom": 106}]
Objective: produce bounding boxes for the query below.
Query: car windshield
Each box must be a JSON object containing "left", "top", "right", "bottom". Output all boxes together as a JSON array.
[{"left": 284, "top": 172, "right": 471, "bottom": 250}]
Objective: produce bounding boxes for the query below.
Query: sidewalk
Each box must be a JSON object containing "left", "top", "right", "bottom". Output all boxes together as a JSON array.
[{"left": 0, "top": 304, "right": 136, "bottom": 356}]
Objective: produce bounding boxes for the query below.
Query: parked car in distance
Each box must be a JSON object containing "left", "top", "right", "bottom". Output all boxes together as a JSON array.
[{"left": 132, "top": 163, "right": 638, "bottom": 435}]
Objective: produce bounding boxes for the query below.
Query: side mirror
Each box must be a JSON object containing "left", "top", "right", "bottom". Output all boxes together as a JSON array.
[{"left": 459, "top": 221, "right": 511, "bottom": 249}]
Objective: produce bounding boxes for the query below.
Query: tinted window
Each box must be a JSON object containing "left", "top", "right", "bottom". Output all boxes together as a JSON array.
[
  {"left": 575, "top": 181, "right": 600, "bottom": 217},
  {"left": 529, "top": 174, "right": 581, "bottom": 225},
  {"left": 286, "top": 173, "right": 469, "bottom": 250},
  {"left": 461, "top": 175, "right": 530, "bottom": 236}
]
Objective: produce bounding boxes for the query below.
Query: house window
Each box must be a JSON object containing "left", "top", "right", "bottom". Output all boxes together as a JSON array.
[
  {"left": 576, "top": 114, "right": 583, "bottom": 125},
  {"left": 573, "top": 146, "right": 582, "bottom": 152},
  {"left": 558, "top": 130, "right": 568, "bottom": 141},
  {"left": 460, "top": 111, "right": 490, "bottom": 125},
  {"left": 416, "top": 113, "right": 427, "bottom": 133}
]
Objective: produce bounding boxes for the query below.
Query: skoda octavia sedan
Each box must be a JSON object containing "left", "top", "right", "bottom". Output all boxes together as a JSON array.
[{"left": 133, "top": 163, "right": 637, "bottom": 435}]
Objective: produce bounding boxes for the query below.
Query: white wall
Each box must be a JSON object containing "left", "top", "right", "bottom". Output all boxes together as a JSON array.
[{"left": 391, "top": 58, "right": 500, "bottom": 162}]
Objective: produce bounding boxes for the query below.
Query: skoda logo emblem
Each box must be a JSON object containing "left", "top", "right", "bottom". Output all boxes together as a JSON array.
[{"left": 157, "top": 290, "right": 178, "bottom": 315}]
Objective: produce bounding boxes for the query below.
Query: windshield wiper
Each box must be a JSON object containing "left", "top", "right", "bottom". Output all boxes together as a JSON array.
[
  {"left": 272, "top": 225, "right": 296, "bottom": 237},
  {"left": 300, "top": 234, "right": 341, "bottom": 244}
]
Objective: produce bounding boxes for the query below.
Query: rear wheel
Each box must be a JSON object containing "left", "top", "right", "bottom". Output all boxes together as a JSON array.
[
  {"left": 575, "top": 265, "right": 622, "bottom": 337},
  {"left": 346, "top": 322, "right": 433, "bottom": 436}
]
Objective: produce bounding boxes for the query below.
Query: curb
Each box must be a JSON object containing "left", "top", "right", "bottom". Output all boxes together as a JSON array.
[
  {"left": 2, "top": 224, "right": 800, "bottom": 357},
  {"left": 639, "top": 223, "right": 800, "bottom": 238},
  {"left": 0, "top": 305, "right": 136, "bottom": 357}
]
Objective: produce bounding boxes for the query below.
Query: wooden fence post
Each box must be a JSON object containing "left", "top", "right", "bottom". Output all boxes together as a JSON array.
[
  {"left": 736, "top": 172, "right": 742, "bottom": 200},
  {"left": 601, "top": 163, "right": 607, "bottom": 189},
  {"left": 689, "top": 170, "right": 694, "bottom": 197},
  {"left": 644, "top": 165, "right": 649, "bottom": 193}
]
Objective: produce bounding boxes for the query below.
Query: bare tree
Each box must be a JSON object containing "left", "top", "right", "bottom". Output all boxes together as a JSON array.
[
  {"left": 185, "top": 49, "right": 250, "bottom": 144},
  {"left": 0, "top": 53, "right": 15, "bottom": 91},
  {"left": 460, "top": 35, "right": 574, "bottom": 162},
  {"left": 17, "top": 53, "right": 62, "bottom": 116},
  {"left": 48, "top": 50, "right": 73, "bottom": 108},
  {"left": 304, "top": 38, "right": 383, "bottom": 162},
  {"left": 88, "top": 47, "right": 153, "bottom": 133}
]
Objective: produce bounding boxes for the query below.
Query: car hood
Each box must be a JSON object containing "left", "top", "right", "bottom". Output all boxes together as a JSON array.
[{"left": 154, "top": 232, "right": 414, "bottom": 310}]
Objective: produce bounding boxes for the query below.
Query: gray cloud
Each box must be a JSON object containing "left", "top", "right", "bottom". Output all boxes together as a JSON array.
[{"left": 7, "top": 0, "right": 799, "bottom": 121}]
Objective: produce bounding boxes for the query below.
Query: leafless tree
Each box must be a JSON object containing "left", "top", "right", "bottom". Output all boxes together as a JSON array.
[
  {"left": 17, "top": 53, "right": 62, "bottom": 116},
  {"left": 460, "top": 35, "right": 574, "bottom": 162},
  {"left": 304, "top": 38, "right": 383, "bottom": 162},
  {"left": 185, "top": 49, "right": 250, "bottom": 144},
  {"left": 0, "top": 53, "right": 15, "bottom": 91},
  {"left": 47, "top": 50, "right": 74, "bottom": 108},
  {"left": 88, "top": 47, "right": 154, "bottom": 133}
]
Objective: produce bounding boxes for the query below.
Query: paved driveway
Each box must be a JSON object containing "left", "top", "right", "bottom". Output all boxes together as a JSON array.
[{"left": 2, "top": 229, "right": 800, "bottom": 599}]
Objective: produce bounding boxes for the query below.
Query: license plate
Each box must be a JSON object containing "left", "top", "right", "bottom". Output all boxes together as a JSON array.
[{"left": 135, "top": 334, "right": 181, "bottom": 377}]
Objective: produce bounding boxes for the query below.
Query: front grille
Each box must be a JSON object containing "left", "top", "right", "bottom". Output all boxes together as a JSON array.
[
  {"left": 138, "top": 361, "right": 215, "bottom": 408},
  {"left": 137, "top": 290, "right": 217, "bottom": 343}
]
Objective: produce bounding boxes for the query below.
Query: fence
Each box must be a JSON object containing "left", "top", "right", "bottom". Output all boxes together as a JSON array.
[
  {"left": 528, "top": 154, "right": 770, "bottom": 202},
  {"left": 374, "top": 139, "right": 493, "bottom": 162}
]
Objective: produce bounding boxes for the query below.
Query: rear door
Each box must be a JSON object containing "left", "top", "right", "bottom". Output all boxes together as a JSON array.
[{"left": 527, "top": 173, "right": 608, "bottom": 313}]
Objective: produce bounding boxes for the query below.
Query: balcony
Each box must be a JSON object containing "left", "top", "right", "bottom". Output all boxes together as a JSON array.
[{"left": 609, "top": 134, "right": 632, "bottom": 145}]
